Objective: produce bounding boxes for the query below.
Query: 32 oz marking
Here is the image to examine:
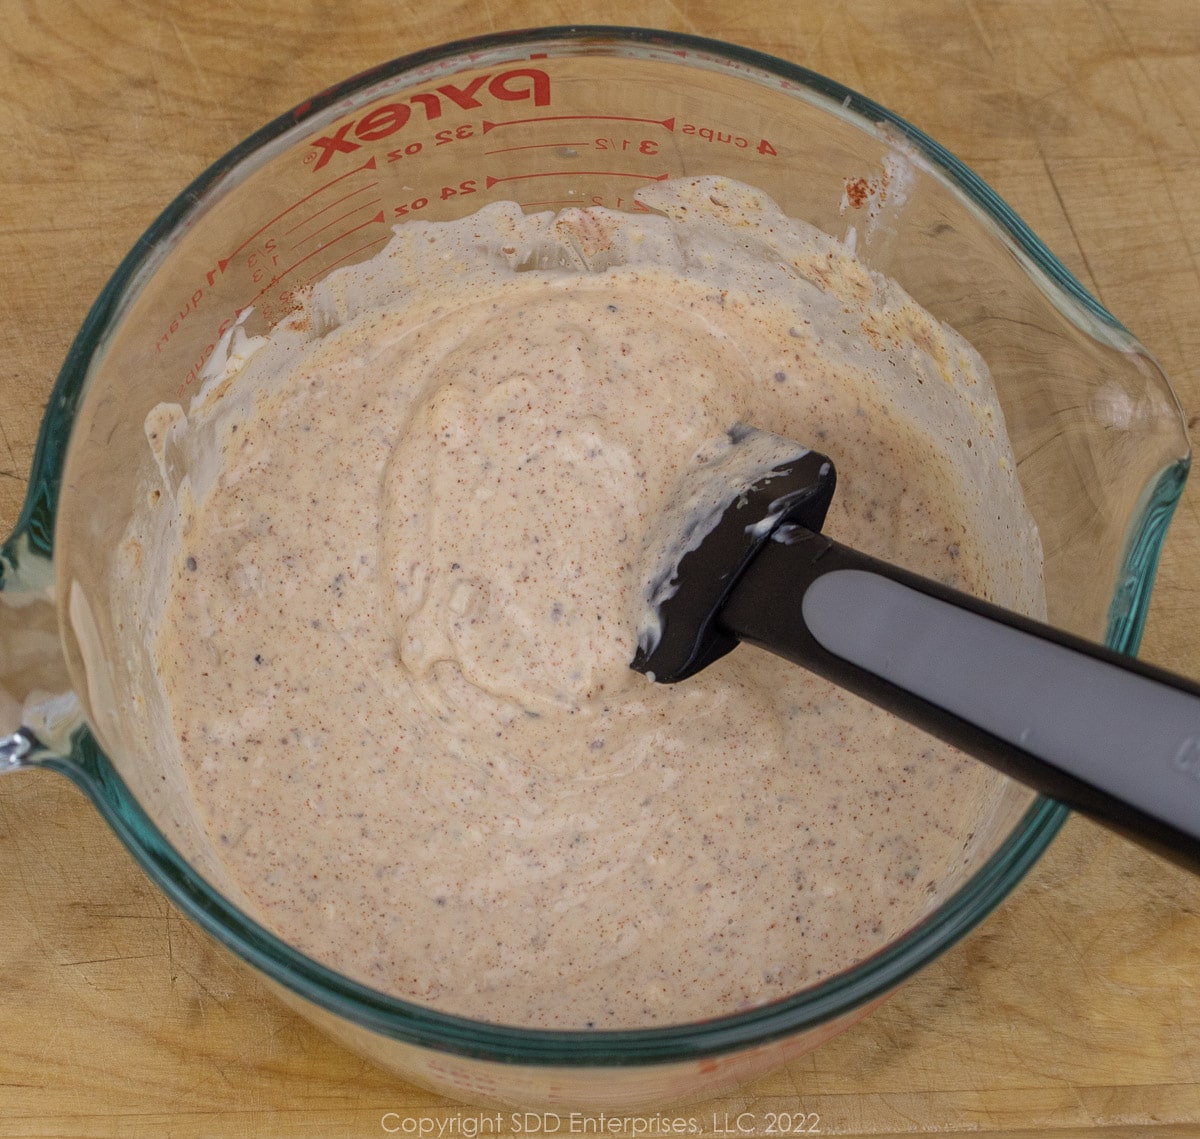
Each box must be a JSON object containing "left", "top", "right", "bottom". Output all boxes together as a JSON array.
[{"left": 385, "top": 123, "right": 476, "bottom": 161}]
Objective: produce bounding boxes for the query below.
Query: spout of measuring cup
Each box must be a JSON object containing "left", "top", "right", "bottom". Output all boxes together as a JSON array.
[{"left": 0, "top": 532, "right": 81, "bottom": 767}]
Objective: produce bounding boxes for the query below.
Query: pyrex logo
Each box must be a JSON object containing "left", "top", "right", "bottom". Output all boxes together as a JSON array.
[{"left": 308, "top": 69, "right": 551, "bottom": 171}]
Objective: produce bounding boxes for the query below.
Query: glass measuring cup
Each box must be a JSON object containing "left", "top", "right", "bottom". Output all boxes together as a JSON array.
[{"left": 0, "top": 25, "right": 1189, "bottom": 1110}]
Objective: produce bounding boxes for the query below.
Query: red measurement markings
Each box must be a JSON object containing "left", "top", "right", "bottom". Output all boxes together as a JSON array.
[
  {"left": 595, "top": 138, "right": 660, "bottom": 155},
  {"left": 290, "top": 197, "right": 384, "bottom": 251},
  {"left": 300, "top": 235, "right": 391, "bottom": 287},
  {"left": 483, "top": 140, "right": 589, "bottom": 156},
  {"left": 517, "top": 199, "right": 585, "bottom": 208},
  {"left": 486, "top": 171, "right": 669, "bottom": 189},
  {"left": 248, "top": 211, "right": 387, "bottom": 305},
  {"left": 220, "top": 156, "right": 378, "bottom": 271},
  {"left": 281, "top": 180, "right": 380, "bottom": 236},
  {"left": 681, "top": 123, "right": 779, "bottom": 155},
  {"left": 481, "top": 114, "right": 675, "bottom": 134}
]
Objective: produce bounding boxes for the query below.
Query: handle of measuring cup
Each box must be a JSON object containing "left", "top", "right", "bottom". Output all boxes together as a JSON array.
[{"left": 0, "top": 533, "right": 77, "bottom": 767}]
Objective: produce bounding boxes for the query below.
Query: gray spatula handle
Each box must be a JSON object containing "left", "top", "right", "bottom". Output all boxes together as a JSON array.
[{"left": 721, "top": 527, "right": 1200, "bottom": 871}]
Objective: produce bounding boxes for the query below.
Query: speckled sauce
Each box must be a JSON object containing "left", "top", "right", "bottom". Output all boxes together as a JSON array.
[{"left": 142, "top": 177, "right": 1042, "bottom": 1029}]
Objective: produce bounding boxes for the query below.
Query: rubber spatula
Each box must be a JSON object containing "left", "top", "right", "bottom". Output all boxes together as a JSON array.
[{"left": 630, "top": 427, "right": 1200, "bottom": 873}]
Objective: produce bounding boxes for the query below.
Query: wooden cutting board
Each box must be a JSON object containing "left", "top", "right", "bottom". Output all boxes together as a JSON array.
[{"left": 2, "top": 1, "right": 1199, "bottom": 1135}]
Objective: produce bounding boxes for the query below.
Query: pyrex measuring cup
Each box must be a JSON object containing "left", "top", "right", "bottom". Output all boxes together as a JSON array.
[{"left": 0, "top": 27, "right": 1189, "bottom": 1110}]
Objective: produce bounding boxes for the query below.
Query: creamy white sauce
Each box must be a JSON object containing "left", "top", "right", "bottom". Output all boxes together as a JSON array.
[{"left": 130, "top": 177, "right": 1043, "bottom": 1029}]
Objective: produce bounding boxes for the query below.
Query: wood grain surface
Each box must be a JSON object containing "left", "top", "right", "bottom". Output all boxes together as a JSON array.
[{"left": 2, "top": 1, "right": 1199, "bottom": 1136}]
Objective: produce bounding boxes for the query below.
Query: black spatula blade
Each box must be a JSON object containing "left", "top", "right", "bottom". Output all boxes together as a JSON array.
[{"left": 631, "top": 445, "right": 837, "bottom": 683}]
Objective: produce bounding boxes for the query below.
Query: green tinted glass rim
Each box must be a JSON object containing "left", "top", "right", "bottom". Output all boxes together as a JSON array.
[
  {"left": 1105, "top": 460, "right": 1190, "bottom": 656},
  {"left": 24, "top": 23, "right": 1187, "bottom": 1065}
]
